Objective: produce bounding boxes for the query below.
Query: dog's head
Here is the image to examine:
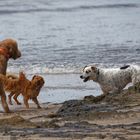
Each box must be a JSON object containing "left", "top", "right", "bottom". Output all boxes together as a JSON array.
[
  {"left": 80, "top": 65, "right": 99, "bottom": 82},
  {"left": 0, "top": 39, "right": 21, "bottom": 60},
  {"left": 31, "top": 75, "right": 45, "bottom": 89}
]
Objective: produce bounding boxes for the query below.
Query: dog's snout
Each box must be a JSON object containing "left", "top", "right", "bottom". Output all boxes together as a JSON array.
[
  {"left": 80, "top": 75, "right": 83, "bottom": 79},
  {"left": 17, "top": 51, "right": 21, "bottom": 58}
]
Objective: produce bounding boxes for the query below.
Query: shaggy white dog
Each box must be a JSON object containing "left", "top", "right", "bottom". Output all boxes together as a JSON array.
[{"left": 80, "top": 65, "right": 140, "bottom": 94}]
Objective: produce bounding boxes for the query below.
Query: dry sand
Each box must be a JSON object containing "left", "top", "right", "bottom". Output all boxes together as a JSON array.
[{"left": 0, "top": 84, "right": 140, "bottom": 140}]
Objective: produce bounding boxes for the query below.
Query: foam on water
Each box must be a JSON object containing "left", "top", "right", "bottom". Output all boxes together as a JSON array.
[
  {"left": 7, "top": 65, "right": 81, "bottom": 75},
  {"left": 7, "top": 62, "right": 140, "bottom": 75}
]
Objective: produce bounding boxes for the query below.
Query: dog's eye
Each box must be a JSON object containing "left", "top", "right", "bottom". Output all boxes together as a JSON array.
[{"left": 86, "top": 70, "right": 91, "bottom": 74}]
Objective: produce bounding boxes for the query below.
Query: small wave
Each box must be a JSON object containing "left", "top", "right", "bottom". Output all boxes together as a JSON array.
[
  {"left": 0, "top": 3, "right": 138, "bottom": 15},
  {"left": 45, "top": 67, "right": 80, "bottom": 74},
  {"left": 79, "top": 3, "right": 138, "bottom": 9},
  {"left": 7, "top": 62, "right": 140, "bottom": 75},
  {"left": 7, "top": 65, "right": 81, "bottom": 75}
]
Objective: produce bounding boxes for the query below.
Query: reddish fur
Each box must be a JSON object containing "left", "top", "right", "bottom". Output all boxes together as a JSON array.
[
  {"left": 0, "top": 38, "right": 21, "bottom": 113},
  {"left": 2, "top": 72, "right": 45, "bottom": 109}
]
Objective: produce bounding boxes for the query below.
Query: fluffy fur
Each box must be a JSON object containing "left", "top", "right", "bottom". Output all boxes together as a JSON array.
[
  {"left": 0, "top": 38, "right": 21, "bottom": 113},
  {"left": 2, "top": 72, "right": 45, "bottom": 109},
  {"left": 80, "top": 65, "right": 140, "bottom": 94}
]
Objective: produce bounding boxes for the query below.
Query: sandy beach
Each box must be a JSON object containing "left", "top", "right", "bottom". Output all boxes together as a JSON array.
[
  {"left": 0, "top": 83, "right": 140, "bottom": 140},
  {"left": 0, "top": 0, "right": 140, "bottom": 139}
]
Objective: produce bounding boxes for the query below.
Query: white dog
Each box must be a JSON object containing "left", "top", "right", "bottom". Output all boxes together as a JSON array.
[{"left": 80, "top": 65, "right": 140, "bottom": 94}]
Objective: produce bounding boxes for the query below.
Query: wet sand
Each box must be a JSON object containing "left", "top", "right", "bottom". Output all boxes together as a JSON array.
[{"left": 0, "top": 84, "right": 140, "bottom": 140}]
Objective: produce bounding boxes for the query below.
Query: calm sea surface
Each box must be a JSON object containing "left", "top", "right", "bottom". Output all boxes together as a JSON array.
[{"left": 0, "top": 0, "right": 140, "bottom": 103}]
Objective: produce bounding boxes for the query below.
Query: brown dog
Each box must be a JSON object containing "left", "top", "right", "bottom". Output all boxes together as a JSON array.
[
  {"left": 5, "top": 72, "right": 25, "bottom": 106},
  {"left": 22, "top": 74, "right": 45, "bottom": 109},
  {"left": 0, "top": 39, "right": 21, "bottom": 113},
  {"left": 4, "top": 72, "right": 45, "bottom": 109}
]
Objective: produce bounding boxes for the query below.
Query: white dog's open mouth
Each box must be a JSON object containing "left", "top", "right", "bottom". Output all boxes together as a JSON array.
[
  {"left": 80, "top": 75, "right": 89, "bottom": 82},
  {"left": 83, "top": 77, "right": 89, "bottom": 82}
]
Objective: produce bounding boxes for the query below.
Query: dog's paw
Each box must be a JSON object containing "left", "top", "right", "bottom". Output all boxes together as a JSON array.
[
  {"left": 37, "top": 106, "right": 42, "bottom": 109},
  {"left": 17, "top": 102, "right": 22, "bottom": 105}
]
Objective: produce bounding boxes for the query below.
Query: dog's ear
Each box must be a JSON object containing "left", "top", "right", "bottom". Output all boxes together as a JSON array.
[
  {"left": 32, "top": 75, "right": 37, "bottom": 80},
  {"left": 91, "top": 66, "right": 97, "bottom": 72},
  {"left": 83, "top": 65, "right": 87, "bottom": 71},
  {"left": 84, "top": 65, "right": 87, "bottom": 69}
]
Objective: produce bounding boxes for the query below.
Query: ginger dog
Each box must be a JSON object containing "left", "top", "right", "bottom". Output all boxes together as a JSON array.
[
  {"left": 21, "top": 74, "right": 45, "bottom": 109},
  {"left": 2, "top": 72, "right": 45, "bottom": 109},
  {"left": 0, "top": 38, "right": 21, "bottom": 113}
]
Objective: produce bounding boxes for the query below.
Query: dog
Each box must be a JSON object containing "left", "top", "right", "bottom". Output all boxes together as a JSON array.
[
  {"left": 4, "top": 72, "right": 25, "bottom": 106},
  {"left": 4, "top": 72, "right": 45, "bottom": 109},
  {"left": 0, "top": 72, "right": 26, "bottom": 105},
  {"left": 0, "top": 38, "right": 21, "bottom": 113},
  {"left": 80, "top": 65, "right": 140, "bottom": 94},
  {"left": 21, "top": 73, "right": 45, "bottom": 109}
]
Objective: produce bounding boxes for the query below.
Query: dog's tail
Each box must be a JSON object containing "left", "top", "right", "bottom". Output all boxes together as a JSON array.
[
  {"left": 18, "top": 72, "right": 28, "bottom": 82},
  {"left": 120, "top": 65, "right": 130, "bottom": 70},
  {"left": 3, "top": 72, "right": 26, "bottom": 91},
  {"left": 6, "top": 72, "right": 26, "bottom": 80}
]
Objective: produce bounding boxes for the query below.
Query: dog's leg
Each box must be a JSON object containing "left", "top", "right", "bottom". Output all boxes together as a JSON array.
[
  {"left": 13, "top": 92, "right": 21, "bottom": 105},
  {"left": 23, "top": 96, "right": 29, "bottom": 109},
  {"left": 32, "top": 97, "right": 41, "bottom": 109},
  {"left": 0, "top": 86, "right": 10, "bottom": 113},
  {"left": 8, "top": 91, "right": 15, "bottom": 105}
]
